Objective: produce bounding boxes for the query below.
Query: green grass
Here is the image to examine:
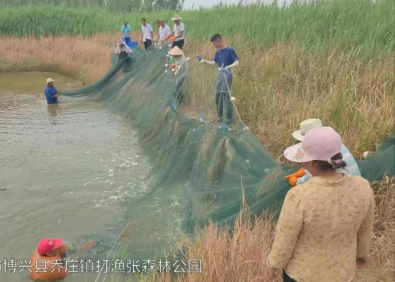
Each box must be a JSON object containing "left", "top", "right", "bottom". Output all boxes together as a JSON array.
[{"left": 0, "top": 0, "right": 394, "bottom": 58}]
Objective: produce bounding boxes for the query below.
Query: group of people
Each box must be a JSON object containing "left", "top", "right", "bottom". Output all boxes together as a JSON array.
[
  {"left": 265, "top": 119, "right": 374, "bottom": 282},
  {"left": 115, "top": 13, "right": 185, "bottom": 56},
  {"left": 41, "top": 16, "right": 376, "bottom": 282},
  {"left": 114, "top": 15, "right": 239, "bottom": 126}
]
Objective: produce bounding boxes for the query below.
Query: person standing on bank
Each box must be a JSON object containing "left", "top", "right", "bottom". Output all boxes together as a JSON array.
[
  {"left": 155, "top": 19, "right": 171, "bottom": 42},
  {"left": 165, "top": 14, "right": 185, "bottom": 50},
  {"left": 266, "top": 127, "right": 375, "bottom": 282},
  {"left": 141, "top": 18, "right": 153, "bottom": 50},
  {"left": 45, "top": 78, "right": 59, "bottom": 104},
  {"left": 121, "top": 21, "right": 132, "bottom": 47},
  {"left": 199, "top": 34, "right": 239, "bottom": 124}
]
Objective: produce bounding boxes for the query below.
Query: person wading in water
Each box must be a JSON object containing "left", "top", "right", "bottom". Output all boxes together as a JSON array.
[{"left": 45, "top": 78, "right": 59, "bottom": 104}]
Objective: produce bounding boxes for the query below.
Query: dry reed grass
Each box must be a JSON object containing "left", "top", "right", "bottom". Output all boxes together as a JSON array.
[
  {"left": 0, "top": 33, "right": 119, "bottom": 84},
  {"left": 142, "top": 179, "right": 393, "bottom": 282}
]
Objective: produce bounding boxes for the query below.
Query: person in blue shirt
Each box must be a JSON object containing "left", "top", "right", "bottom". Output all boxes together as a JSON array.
[
  {"left": 45, "top": 78, "right": 59, "bottom": 104},
  {"left": 199, "top": 34, "right": 239, "bottom": 124},
  {"left": 121, "top": 22, "right": 132, "bottom": 48}
]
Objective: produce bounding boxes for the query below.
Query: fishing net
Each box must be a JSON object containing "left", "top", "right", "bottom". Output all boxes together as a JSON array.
[{"left": 60, "top": 46, "right": 394, "bottom": 260}]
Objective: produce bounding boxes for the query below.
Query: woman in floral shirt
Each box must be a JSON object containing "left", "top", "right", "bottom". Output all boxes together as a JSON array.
[{"left": 266, "top": 127, "right": 375, "bottom": 282}]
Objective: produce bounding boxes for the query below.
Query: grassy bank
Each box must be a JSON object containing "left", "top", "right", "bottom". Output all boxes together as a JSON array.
[
  {"left": 2, "top": 33, "right": 392, "bottom": 156},
  {"left": 0, "top": 0, "right": 394, "bottom": 57}
]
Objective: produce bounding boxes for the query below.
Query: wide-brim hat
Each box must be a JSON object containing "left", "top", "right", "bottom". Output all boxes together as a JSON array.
[
  {"left": 46, "top": 78, "right": 55, "bottom": 84},
  {"left": 168, "top": 46, "right": 184, "bottom": 56},
  {"left": 117, "top": 39, "right": 125, "bottom": 46},
  {"left": 284, "top": 127, "right": 342, "bottom": 163},
  {"left": 172, "top": 14, "right": 182, "bottom": 20},
  {"left": 292, "top": 118, "right": 323, "bottom": 141}
]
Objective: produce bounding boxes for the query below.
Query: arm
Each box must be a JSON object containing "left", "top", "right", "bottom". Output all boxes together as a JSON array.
[
  {"left": 126, "top": 46, "right": 133, "bottom": 54},
  {"left": 175, "top": 31, "right": 184, "bottom": 39},
  {"left": 225, "top": 48, "right": 239, "bottom": 70},
  {"left": 357, "top": 185, "right": 375, "bottom": 259},
  {"left": 266, "top": 188, "right": 304, "bottom": 269},
  {"left": 225, "top": 60, "right": 239, "bottom": 69},
  {"left": 201, "top": 60, "right": 216, "bottom": 66}
]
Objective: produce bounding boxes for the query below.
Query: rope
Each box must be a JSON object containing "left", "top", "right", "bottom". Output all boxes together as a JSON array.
[{"left": 219, "top": 69, "right": 247, "bottom": 129}]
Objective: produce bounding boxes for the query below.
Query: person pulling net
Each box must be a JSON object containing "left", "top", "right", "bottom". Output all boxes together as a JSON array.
[
  {"left": 114, "top": 39, "right": 133, "bottom": 59},
  {"left": 198, "top": 34, "right": 240, "bottom": 126}
]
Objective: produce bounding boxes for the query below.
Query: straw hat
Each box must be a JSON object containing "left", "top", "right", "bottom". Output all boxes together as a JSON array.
[
  {"left": 172, "top": 14, "right": 182, "bottom": 20},
  {"left": 168, "top": 46, "right": 184, "bottom": 56},
  {"left": 292, "top": 119, "right": 323, "bottom": 141},
  {"left": 117, "top": 39, "right": 125, "bottom": 46},
  {"left": 46, "top": 78, "right": 55, "bottom": 84}
]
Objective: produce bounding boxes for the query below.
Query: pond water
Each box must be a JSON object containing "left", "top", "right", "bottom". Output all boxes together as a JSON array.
[{"left": 0, "top": 72, "right": 160, "bottom": 281}]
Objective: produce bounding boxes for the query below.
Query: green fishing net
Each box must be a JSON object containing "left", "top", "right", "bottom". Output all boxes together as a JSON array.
[{"left": 60, "top": 47, "right": 394, "bottom": 259}]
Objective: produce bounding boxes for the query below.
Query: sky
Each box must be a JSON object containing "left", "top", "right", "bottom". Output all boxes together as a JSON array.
[{"left": 183, "top": 0, "right": 292, "bottom": 10}]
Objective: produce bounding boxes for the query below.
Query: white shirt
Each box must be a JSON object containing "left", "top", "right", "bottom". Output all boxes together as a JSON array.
[
  {"left": 114, "top": 45, "right": 133, "bottom": 55},
  {"left": 173, "top": 22, "right": 185, "bottom": 41},
  {"left": 141, "top": 24, "right": 153, "bottom": 42},
  {"left": 159, "top": 25, "right": 171, "bottom": 41}
]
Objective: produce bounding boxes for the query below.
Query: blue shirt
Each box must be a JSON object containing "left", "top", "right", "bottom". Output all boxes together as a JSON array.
[
  {"left": 45, "top": 86, "right": 58, "bottom": 104},
  {"left": 121, "top": 24, "right": 131, "bottom": 38},
  {"left": 213, "top": 46, "right": 239, "bottom": 68}
]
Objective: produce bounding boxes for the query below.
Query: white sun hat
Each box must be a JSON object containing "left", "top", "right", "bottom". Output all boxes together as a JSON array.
[
  {"left": 172, "top": 14, "right": 182, "bottom": 20},
  {"left": 46, "top": 78, "right": 55, "bottom": 84},
  {"left": 292, "top": 118, "right": 323, "bottom": 141},
  {"left": 284, "top": 127, "right": 342, "bottom": 163}
]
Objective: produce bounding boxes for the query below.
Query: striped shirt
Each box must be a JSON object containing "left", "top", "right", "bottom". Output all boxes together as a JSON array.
[{"left": 296, "top": 144, "right": 361, "bottom": 186}]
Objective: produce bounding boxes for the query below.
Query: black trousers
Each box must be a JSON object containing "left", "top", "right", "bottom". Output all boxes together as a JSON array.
[
  {"left": 172, "top": 39, "right": 184, "bottom": 50},
  {"left": 283, "top": 271, "right": 296, "bottom": 282},
  {"left": 144, "top": 39, "right": 152, "bottom": 50}
]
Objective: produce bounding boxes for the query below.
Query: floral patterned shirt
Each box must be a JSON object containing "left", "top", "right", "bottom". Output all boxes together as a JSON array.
[{"left": 267, "top": 174, "right": 375, "bottom": 282}]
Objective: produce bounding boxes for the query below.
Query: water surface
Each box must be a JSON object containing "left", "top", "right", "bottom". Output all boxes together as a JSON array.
[{"left": 0, "top": 72, "right": 153, "bottom": 281}]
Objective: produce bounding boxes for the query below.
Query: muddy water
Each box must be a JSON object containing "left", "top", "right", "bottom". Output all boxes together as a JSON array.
[{"left": 0, "top": 72, "right": 154, "bottom": 281}]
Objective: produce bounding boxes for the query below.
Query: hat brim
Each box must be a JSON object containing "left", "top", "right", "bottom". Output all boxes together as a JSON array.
[
  {"left": 51, "top": 238, "right": 63, "bottom": 251},
  {"left": 292, "top": 130, "right": 304, "bottom": 141},
  {"left": 172, "top": 17, "right": 181, "bottom": 20},
  {"left": 284, "top": 143, "right": 314, "bottom": 163},
  {"left": 168, "top": 51, "right": 184, "bottom": 56}
]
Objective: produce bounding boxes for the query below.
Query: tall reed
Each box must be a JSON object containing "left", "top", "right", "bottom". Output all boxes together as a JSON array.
[{"left": 0, "top": 0, "right": 393, "bottom": 58}]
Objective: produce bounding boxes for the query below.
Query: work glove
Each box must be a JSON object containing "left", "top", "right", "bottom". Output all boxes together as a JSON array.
[
  {"left": 284, "top": 168, "right": 305, "bottom": 187},
  {"left": 171, "top": 36, "right": 177, "bottom": 42},
  {"left": 164, "top": 35, "right": 170, "bottom": 41}
]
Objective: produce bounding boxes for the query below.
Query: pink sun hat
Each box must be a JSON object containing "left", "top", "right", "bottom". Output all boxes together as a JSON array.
[
  {"left": 37, "top": 238, "right": 63, "bottom": 256},
  {"left": 284, "top": 127, "right": 342, "bottom": 163}
]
